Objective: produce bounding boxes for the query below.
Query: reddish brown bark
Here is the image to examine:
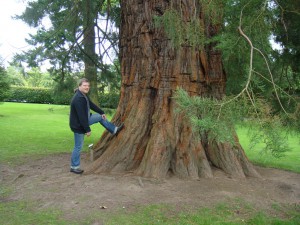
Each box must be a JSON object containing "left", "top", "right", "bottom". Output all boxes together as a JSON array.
[{"left": 85, "top": 0, "right": 259, "bottom": 179}]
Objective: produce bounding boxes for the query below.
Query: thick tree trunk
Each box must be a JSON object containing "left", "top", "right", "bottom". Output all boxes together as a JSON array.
[{"left": 85, "top": 0, "right": 259, "bottom": 179}]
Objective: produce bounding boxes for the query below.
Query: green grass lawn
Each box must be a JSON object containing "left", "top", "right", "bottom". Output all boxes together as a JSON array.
[
  {"left": 0, "top": 198, "right": 299, "bottom": 225},
  {"left": 237, "top": 125, "right": 300, "bottom": 173},
  {"left": 0, "top": 102, "right": 107, "bottom": 164}
]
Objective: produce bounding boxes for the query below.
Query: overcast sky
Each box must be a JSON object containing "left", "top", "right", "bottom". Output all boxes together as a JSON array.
[{"left": 0, "top": 0, "right": 35, "bottom": 66}]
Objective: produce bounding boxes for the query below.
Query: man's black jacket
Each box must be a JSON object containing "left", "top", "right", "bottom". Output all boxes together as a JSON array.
[{"left": 69, "top": 90, "right": 105, "bottom": 134}]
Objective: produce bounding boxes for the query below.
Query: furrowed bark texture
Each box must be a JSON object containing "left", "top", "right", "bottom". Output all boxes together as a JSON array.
[{"left": 85, "top": 0, "right": 259, "bottom": 179}]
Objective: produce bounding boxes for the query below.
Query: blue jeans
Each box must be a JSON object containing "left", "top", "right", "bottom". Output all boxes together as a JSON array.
[{"left": 70, "top": 114, "right": 116, "bottom": 169}]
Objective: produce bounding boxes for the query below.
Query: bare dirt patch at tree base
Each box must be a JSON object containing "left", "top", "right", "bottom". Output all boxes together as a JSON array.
[{"left": 1, "top": 153, "right": 300, "bottom": 221}]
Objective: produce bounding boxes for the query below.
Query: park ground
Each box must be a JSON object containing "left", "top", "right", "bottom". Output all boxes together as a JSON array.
[{"left": 1, "top": 152, "right": 299, "bottom": 224}]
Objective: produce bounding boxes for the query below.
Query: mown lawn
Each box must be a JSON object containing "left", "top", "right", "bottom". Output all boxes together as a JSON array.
[
  {"left": 0, "top": 102, "right": 107, "bottom": 164},
  {"left": 0, "top": 197, "right": 299, "bottom": 225},
  {"left": 237, "top": 125, "right": 300, "bottom": 173}
]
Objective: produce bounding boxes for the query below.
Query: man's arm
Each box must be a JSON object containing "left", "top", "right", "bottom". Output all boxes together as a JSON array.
[{"left": 89, "top": 98, "right": 105, "bottom": 115}]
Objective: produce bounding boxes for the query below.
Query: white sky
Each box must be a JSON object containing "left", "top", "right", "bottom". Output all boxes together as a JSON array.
[{"left": 0, "top": 0, "right": 35, "bottom": 66}]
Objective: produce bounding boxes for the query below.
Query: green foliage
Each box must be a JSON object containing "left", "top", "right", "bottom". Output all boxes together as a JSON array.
[
  {"left": 14, "top": 0, "right": 82, "bottom": 70},
  {"left": 7, "top": 86, "right": 54, "bottom": 104},
  {"left": 52, "top": 75, "right": 77, "bottom": 105},
  {"left": 200, "top": 0, "right": 224, "bottom": 25},
  {"left": 6, "top": 65, "right": 27, "bottom": 86},
  {"left": 6, "top": 64, "right": 54, "bottom": 88},
  {"left": 99, "top": 91, "right": 120, "bottom": 109},
  {"left": 174, "top": 88, "right": 292, "bottom": 158},
  {"left": 15, "top": 0, "right": 120, "bottom": 76},
  {"left": 153, "top": 0, "right": 225, "bottom": 48},
  {"left": 101, "top": 0, "right": 121, "bottom": 28},
  {"left": 98, "top": 61, "right": 121, "bottom": 94},
  {"left": 273, "top": 0, "right": 300, "bottom": 74},
  {"left": 5, "top": 85, "right": 119, "bottom": 107},
  {"left": 218, "top": 0, "right": 300, "bottom": 130},
  {"left": 154, "top": 9, "right": 183, "bottom": 47},
  {"left": 248, "top": 120, "right": 290, "bottom": 158},
  {"left": 26, "top": 67, "right": 53, "bottom": 87},
  {"left": 0, "top": 65, "right": 11, "bottom": 102},
  {"left": 174, "top": 88, "right": 236, "bottom": 145},
  {"left": 153, "top": 9, "right": 205, "bottom": 48},
  {"left": 219, "top": 0, "right": 273, "bottom": 95},
  {"left": 14, "top": 0, "right": 121, "bottom": 104},
  {"left": 269, "top": 6, "right": 300, "bottom": 129}
]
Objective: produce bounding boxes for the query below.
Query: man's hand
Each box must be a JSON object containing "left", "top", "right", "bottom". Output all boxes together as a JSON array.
[
  {"left": 86, "top": 131, "right": 91, "bottom": 137},
  {"left": 101, "top": 114, "right": 107, "bottom": 120}
]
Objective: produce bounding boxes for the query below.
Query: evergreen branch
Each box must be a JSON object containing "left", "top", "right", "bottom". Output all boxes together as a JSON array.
[
  {"left": 246, "top": 88, "right": 260, "bottom": 119},
  {"left": 253, "top": 70, "right": 296, "bottom": 101},
  {"left": 253, "top": 47, "right": 288, "bottom": 114},
  {"left": 220, "top": 1, "right": 290, "bottom": 116},
  {"left": 216, "top": 25, "right": 253, "bottom": 108}
]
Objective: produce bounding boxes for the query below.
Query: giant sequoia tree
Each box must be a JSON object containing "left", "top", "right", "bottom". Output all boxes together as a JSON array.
[{"left": 85, "top": 0, "right": 260, "bottom": 179}]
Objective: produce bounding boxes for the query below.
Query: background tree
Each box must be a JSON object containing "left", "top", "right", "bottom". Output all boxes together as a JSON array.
[
  {"left": 82, "top": 0, "right": 98, "bottom": 102},
  {"left": 6, "top": 64, "right": 27, "bottom": 86},
  {"left": 0, "top": 61, "right": 10, "bottom": 102},
  {"left": 273, "top": 0, "right": 300, "bottom": 76},
  {"left": 15, "top": 0, "right": 120, "bottom": 103},
  {"left": 26, "top": 67, "right": 51, "bottom": 87},
  {"left": 271, "top": 0, "right": 300, "bottom": 128},
  {"left": 98, "top": 60, "right": 121, "bottom": 94}
]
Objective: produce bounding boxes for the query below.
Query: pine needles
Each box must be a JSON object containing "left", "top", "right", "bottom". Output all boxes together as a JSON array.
[
  {"left": 174, "top": 88, "right": 291, "bottom": 158},
  {"left": 153, "top": 9, "right": 205, "bottom": 48}
]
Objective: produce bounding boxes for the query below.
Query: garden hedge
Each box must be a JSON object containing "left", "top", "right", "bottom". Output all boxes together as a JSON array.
[{"left": 6, "top": 86, "right": 119, "bottom": 108}]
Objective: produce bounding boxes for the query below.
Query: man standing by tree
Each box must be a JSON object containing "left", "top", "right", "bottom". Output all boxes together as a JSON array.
[{"left": 69, "top": 78, "right": 123, "bottom": 174}]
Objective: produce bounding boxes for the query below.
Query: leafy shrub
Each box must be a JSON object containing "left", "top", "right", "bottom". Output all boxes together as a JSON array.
[
  {"left": 98, "top": 92, "right": 120, "bottom": 109},
  {"left": 6, "top": 86, "right": 120, "bottom": 108},
  {"left": 174, "top": 88, "right": 291, "bottom": 158},
  {"left": 52, "top": 89, "right": 74, "bottom": 105},
  {"left": 52, "top": 76, "right": 77, "bottom": 105},
  {"left": 7, "top": 86, "right": 54, "bottom": 104}
]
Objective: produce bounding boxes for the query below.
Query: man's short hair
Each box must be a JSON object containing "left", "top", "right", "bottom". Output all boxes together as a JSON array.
[{"left": 78, "top": 78, "right": 89, "bottom": 86}]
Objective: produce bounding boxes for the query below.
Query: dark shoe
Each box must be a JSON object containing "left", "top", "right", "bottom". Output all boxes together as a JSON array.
[
  {"left": 115, "top": 123, "right": 124, "bottom": 136},
  {"left": 70, "top": 168, "right": 84, "bottom": 174}
]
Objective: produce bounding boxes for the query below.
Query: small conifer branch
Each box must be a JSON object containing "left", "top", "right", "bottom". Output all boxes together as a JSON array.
[
  {"left": 253, "top": 70, "right": 296, "bottom": 102},
  {"left": 219, "top": 2, "right": 289, "bottom": 116},
  {"left": 246, "top": 88, "right": 260, "bottom": 118},
  {"left": 253, "top": 47, "right": 288, "bottom": 114},
  {"left": 273, "top": 0, "right": 288, "bottom": 39},
  {"left": 216, "top": 24, "right": 253, "bottom": 108}
]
